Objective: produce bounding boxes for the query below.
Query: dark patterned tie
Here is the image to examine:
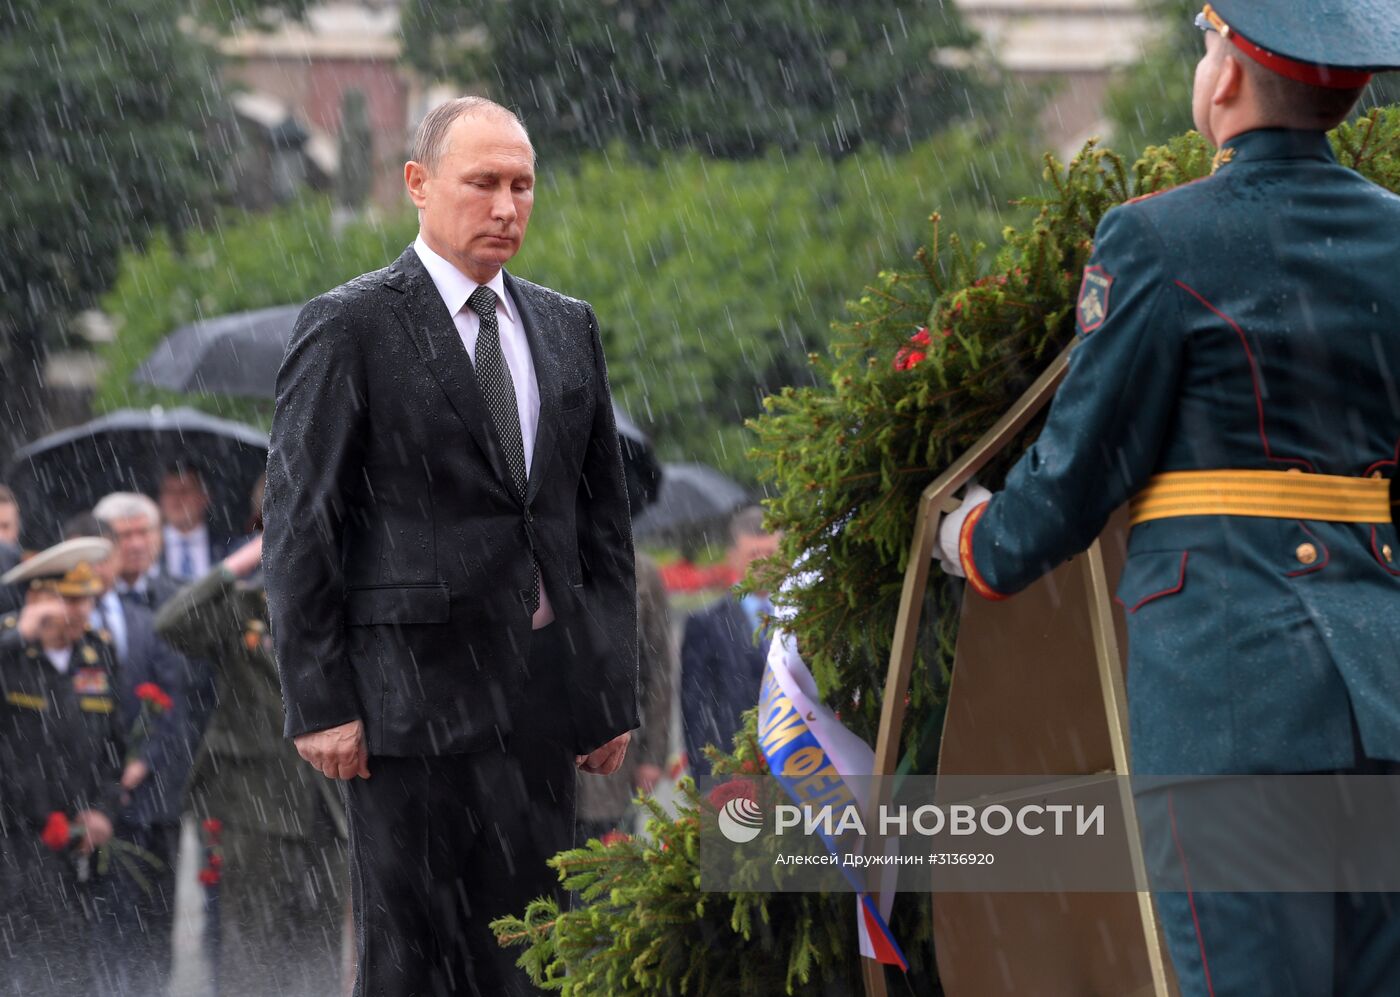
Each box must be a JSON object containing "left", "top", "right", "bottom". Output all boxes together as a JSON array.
[{"left": 466, "top": 285, "right": 540, "bottom": 614}]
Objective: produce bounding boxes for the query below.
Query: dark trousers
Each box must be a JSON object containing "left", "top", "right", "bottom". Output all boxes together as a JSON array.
[
  {"left": 103, "top": 819, "right": 180, "bottom": 996},
  {"left": 1138, "top": 757, "right": 1400, "bottom": 996},
  {"left": 343, "top": 625, "right": 578, "bottom": 997},
  {"left": 0, "top": 832, "right": 110, "bottom": 996},
  {"left": 212, "top": 816, "right": 347, "bottom": 997}
]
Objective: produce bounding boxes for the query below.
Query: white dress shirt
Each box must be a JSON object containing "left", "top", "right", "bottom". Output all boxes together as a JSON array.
[
  {"left": 92, "top": 591, "right": 129, "bottom": 665},
  {"left": 164, "top": 523, "right": 211, "bottom": 580},
  {"left": 44, "top": 646, "right": 73, "bottom": 675},
  {"left": 414, "top": 234, "right": 555, "bottom": 628}
]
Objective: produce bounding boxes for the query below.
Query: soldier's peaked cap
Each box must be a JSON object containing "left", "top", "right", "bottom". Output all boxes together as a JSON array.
[
  {"left": 0, "top": 538, "right": 112, "bottom": 596},
  {"left": 1206, "top": 1, "right": 1400, "bottom": 89}
]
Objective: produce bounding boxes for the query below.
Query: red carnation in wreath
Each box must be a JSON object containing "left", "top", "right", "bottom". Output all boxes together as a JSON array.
[
  {"left": 893, "top": 327, "right": 933, "bottom": 372},
  {"left": 707, "top": 778, "right": 757, "bottom": 811}
]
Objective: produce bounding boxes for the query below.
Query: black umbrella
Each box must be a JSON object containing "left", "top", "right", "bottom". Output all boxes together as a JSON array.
[
  {"left": 132, "top": 304, "right": 303, "bottom": 399},
  {"left": 613, "top": 408, "right": 663, "bottom": 513},
  {"left": 4, "top": 407, "right": 268, "bottom": 549},
  {"left": 632, "top": 462, "right": 750, "bottom": 541}
]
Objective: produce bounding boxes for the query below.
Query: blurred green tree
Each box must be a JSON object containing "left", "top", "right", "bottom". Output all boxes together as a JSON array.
[
  {"left": 96, "top": 127, "right": 1041, "bottom": 482},
  {"left": 1108, "top": 1, "right": 1400, "bottom": 155},
  {"left": 0, "top": 0, "right": 225, "bottom": 460},
  {"left": 1105, "top": 0, "right": 1198, "bottom": 154},
  {"left": 336, "top": 88, "right": 374, "bottom": 213},
  {"left": 400, "top": 0, "right": 989, "bottom": 158}
]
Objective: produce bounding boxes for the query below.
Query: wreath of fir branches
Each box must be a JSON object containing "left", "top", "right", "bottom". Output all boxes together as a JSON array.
[
  {"left": 749, "top": 109, "right": 1400, "bottom": 764},
  {"left": 492, "top": 109, "right": 1400, "bottom": 996}
]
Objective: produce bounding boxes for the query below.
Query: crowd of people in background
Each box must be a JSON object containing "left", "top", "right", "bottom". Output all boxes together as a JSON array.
[
  {"left": 0, "top": 466, "right": 352, "bottom": 995},
  {"left": 0, "top": 456, "right": 782, "bottom": 996}
]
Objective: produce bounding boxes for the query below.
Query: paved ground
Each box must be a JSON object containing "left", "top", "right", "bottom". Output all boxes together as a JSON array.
[{"left": 166, "top": 630, "right": 692, "bottom": 996}]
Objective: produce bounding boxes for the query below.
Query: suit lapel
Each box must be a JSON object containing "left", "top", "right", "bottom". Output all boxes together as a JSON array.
[
  {"left": 385, "top": 247, "right": 513, "bottom": 491},
  {"left": 505, "top": 271, "right": 561, "bottom": 505}
]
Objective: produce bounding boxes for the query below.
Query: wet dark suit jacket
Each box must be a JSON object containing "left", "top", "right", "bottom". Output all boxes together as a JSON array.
[{"left": 263, "top": 245, "right": 639, "bottom": 757}]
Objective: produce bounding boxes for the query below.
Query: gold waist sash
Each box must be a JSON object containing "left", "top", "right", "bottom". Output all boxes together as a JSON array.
[{"left": 1129, "top": 469, "right": 1391, "bottom": 526}]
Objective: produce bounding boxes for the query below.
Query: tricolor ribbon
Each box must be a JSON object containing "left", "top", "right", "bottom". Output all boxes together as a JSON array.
[{"left": 757, "top": 630, "right": 909, "bottom": 971}]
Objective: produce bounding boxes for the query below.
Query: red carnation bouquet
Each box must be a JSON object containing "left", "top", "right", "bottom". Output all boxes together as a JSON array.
[
  {"left": 198, "top": 817, "right": 224, "bottom": 887},
  {"left": 40, "top": 809, "right": 164, "bottom": 889},
  {"left": 126, "top": 681, "right": 174, "bottom": 770}
]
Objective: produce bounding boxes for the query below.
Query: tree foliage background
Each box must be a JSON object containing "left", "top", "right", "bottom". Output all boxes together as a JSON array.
[
  {"left": 401, "top": 0, "right": 990, "bottom": 158},
  {"left": 1106, "top": 0, "right": 1400, "bottom": 155},
  {"left": 96, "top": 128, "right": 1042, "bottom": 481},
  {"left": 0, "top": 0, "right": 227, "bottom": 458}
]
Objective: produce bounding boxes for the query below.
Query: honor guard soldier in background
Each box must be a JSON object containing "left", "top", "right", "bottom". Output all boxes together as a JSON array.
[
  {"left": 935, "top": 3, "right": 1400, "bottom": 994},
  {"left": 0, "top": 538, "right": 127, "bottom": 993},
  {"left": 155, "top": 501, "right": 349, "bottom": 997}
]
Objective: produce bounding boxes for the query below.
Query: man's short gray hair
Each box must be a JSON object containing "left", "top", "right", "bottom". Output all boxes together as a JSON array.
[
  {"left": 410, "top": 97, "right": 531, "bottom": 172},
  {"left": 93, "top": 491, "right": 161, "bottom": 528}
]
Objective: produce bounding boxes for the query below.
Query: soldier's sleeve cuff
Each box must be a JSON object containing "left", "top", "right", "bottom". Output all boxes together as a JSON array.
[{"left": 959, "top": 502, "right": 1008, "bottom": 602}]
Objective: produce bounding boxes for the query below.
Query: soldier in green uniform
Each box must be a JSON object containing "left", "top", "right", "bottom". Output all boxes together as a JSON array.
[
  {"left": 156, "top": 528, "right": 348, "bottom": 996},
  {"left": 0, "top": 538, "right": 126, "bottom": 993},
  {"left": 934, "top": 3, "right": 1400, "bottom": 993}
]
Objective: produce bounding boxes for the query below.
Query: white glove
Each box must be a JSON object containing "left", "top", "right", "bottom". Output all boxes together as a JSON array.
[{"left": 933, "top": 482, "right": 994, "bottom": 578}]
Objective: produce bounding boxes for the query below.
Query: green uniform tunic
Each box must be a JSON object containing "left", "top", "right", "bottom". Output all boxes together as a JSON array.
[{"left": 155, "top": 566, "right": 348, "bottom": 996}]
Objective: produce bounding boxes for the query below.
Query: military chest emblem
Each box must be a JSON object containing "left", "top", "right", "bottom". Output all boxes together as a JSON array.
[
  {"left": 1077, "top": 266, "right": 1114, "bottom": 334},
  {"left": 73, "top": 668, "right": 111, "bottom": 695}
]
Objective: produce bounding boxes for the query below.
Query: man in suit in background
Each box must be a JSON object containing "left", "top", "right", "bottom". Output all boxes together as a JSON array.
[
  {"left": 93, "top": 492, "right": 212, "bottom": 763},
  {"left": 936, "top": 4, "right": 1400, "bottom": 990},
  {"left": 158, "top": 464, "right": 232, "bottom": 582},
  {"left": 681, "top": 506, "right": 781, "bottom": 780},
  {"left": 264, "top": 96, "right": 639, "bottom": 996},
  {"left": 93, "top": 491, "right": 214, "bottom": 984},
  {"left": 93, "top": 492, "right": 183, "bottom": 612},
  {"left": 0, "top": 484, "right": 22, "bottom": 614},
  {"left": 575, "top": 550, "right": 674, "bottom": 843},
  {"left": 0, "top": 483, "right": 20, "bottom": 549}
]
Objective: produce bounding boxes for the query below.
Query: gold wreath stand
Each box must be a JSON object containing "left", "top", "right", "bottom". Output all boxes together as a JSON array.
[{"left": 860, "top": 346, "right": 1175, "bottom": 997}]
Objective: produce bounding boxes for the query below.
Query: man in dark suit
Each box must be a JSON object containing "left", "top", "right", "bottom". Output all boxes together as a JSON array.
[
  {"left": 264, "top": 96, "right": 638, "bottom": 996},
  {"left": 0, "top": 543, "right": 21, "bottom": 616},
  {"left": 681, "top": 506, "right": 781, "bottom": 780},
  {"left": 93, "top": 492, "right": 208, "bottom": 750},
  {"left": 0, "top": 485, "right": 24, "bottom": 614},
  {"left": 92, "top": 492, "right": 184, "bottom": 612},
  {"left": 157, "top": 464, "right": 235, "bottom": 582},
  {"left": 92, "top": 492, "right": 212, "bottom": 987},
  {"left": 0, "top": 483, "right": 20, "bottom": 549}
]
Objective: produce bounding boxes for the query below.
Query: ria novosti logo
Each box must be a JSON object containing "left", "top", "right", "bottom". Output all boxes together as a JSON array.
[{"left": 716, "top": 797, "right": 765, "bottom": 843}]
